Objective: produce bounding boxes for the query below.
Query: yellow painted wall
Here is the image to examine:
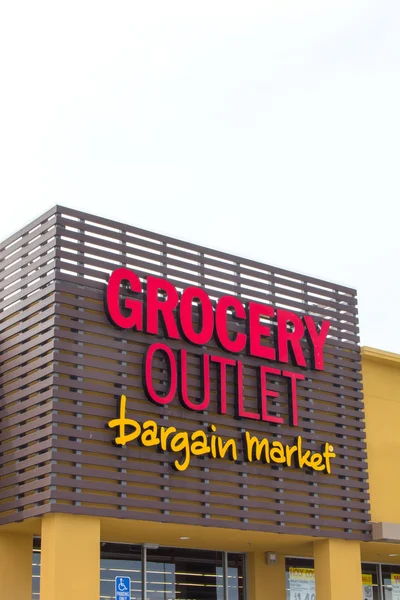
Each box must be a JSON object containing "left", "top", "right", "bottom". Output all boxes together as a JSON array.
[
  {"left": 362, "top": 347, "right": 400, "bottom": 523},
  {"left": 0, "top": 533, "right": 32, "bottom": 600},
  {"left": 314, "top": 539, "right": 362, "bottom": 600},
  {"left": 247, "top": 552, "right": 286, "bottom": 600},
  {"left": 40, "top": 513, "right": 100, "bottom": 600}
]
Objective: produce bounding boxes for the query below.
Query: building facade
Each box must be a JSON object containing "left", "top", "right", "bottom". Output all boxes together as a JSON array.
[{"left": 0, "top": 206, "right": 399, "bottom": 600}]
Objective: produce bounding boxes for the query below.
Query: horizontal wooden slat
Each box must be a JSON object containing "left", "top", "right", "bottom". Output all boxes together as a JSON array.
[
  {"left": 56, "top": 207, "right": 357, "bottom": 294},
  {"left": 55, "top": 239, "right": 359, "bottom": 322},
  {"left": 0, "top": 206, "right": 56, "bottom": 255}
]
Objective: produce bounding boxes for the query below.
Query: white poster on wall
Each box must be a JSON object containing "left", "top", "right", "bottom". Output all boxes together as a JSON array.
[
  {"left": 391, "top": 574, "right": 400, "bottom": 600},
  {"left": 289, "top": 568, "right": 316, "bottom": 600},
  {"left": 362, "top": 574, "right": 373, "bottom": 600}
]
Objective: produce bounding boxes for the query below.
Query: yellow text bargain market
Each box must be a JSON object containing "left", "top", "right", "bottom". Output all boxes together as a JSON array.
[{"left": 108, "top": 395, "right": 336, "bottom": 473}]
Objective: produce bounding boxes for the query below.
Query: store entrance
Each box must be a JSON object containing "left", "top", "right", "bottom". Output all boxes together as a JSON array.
[
  {"left": 100, "top": 544, "right": 245, "bottom": 600},
  {"left": 32, "top": 541, "right": 245, "bottom": 600}
]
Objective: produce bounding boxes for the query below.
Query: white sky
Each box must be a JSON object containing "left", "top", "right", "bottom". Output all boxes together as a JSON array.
[{"left": 0, "top": 1, "right": 399, "bottom": 352}]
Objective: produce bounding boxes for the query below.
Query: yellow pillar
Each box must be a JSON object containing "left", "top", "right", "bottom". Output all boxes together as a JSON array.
[
  {"left": 247, "top": 551, "right": 286, "bottom": 600},
  {"left": 314, "top": 539, "right": 362, "bottom": 600},
  {"left": 0, "top": 532, "right": 33, "bottom": 600},
  {"left": 40, "top": 513, "right": 100, "bottom": 600}
]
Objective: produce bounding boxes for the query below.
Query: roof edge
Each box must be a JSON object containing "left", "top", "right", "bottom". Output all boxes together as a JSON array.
[{"left": 362, "top": 346, "right": 400, "bottom": 367}]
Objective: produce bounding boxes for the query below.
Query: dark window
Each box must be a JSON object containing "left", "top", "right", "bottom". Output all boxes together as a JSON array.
[
  {"left": 381, "top": 564, "right": 400, "bottom": 600},
  {"left": 227, "top": 554, "right": 245, "bottom": 600},
  {"left": 32, "top": 550, "right": 40, "bottom": 599},
  {"left": 146, "top": 547, "right": 223, "bottom": 600},
  {"left": 32, "top": 538, "right": 41, "bottom": 600},
  {"left": 361, "top": 563, "right": 379, "bottom": 600}
]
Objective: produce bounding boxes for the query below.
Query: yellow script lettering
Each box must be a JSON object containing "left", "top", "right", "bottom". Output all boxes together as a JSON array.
[{"left": 108, "top": 395, "right": 141, "bottom": 446}]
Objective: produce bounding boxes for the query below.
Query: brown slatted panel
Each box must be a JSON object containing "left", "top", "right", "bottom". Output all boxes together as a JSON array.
[
  {"left": 0, "top": 208, "right": 58, "bottom": 522},
  {"left": 0, "top": 206, "right": 371, "bottom": 540}
]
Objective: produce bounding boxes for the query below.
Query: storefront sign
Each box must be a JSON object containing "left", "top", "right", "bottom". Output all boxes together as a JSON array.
[
  {"left": 288, "top": 568, "right": 315, "bottom": 600},
  {"left": 105, "top": 268, "right": 336, "bottom": 473},
  {"left": 0, "top": 206, "right": 371, "bottom": 537}
]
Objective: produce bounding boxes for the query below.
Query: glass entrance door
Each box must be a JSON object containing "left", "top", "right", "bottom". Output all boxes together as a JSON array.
[
  {"left": 146, "top": 548, "right": 224, "bottom": 600},
  {"left": 31, "top": 540, "right": 245, "bottom": 599},
  {"left": 100, "top": 543, "right": 245, "bottom": 600}
]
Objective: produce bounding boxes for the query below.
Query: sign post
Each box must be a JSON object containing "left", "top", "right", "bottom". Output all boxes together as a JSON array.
[{"left": 115, "top": 576, "right": 131, "bottom": 600}]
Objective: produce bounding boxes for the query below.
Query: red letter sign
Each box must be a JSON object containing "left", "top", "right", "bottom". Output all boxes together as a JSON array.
[
  {"left": 248, "top": 302, "right": 276, "bottom": 360},
  {"left": 146, "top": 276, "right": 180, "bottom": 339},
  {"left": 105, "top": 268, "right": 143, "bottom": 330},
  {"left": 144, "top": 343, "right": 177, "bottom": 405},
  {"left": 215, "top": 296, "right": 247, "bottom": 353},
  {"left": 277, "top": 309, "right": 306, "bottom": 367},
  {"left": 304, "top": 316, "right": 330, "bottom": 370},
  {"left": 180, "top": 287, "right": 214, "bottom": 346}
]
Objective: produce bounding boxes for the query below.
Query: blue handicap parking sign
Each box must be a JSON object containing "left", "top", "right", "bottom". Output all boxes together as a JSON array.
[{"left": 115, "top": 576, "right": 131, "bottom": 599}]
